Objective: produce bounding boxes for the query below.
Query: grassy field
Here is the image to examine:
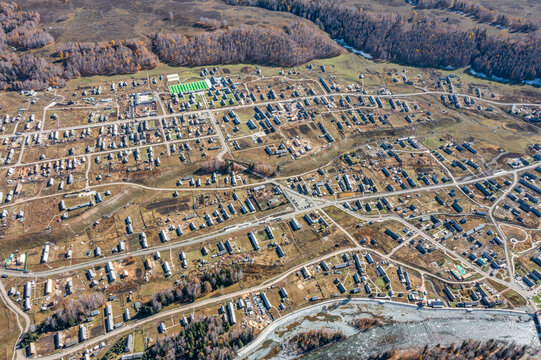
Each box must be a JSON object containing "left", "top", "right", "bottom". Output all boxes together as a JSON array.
[
  {"left": 313, "top": 52, "right": 541, "bottom": 100},
  {"left": 533, "top": 294, "right": 541, "bottom": 308},
  {"left": 0, "top": 300, "right": 19, "bottom": 360},
  {"left": 501, "top": 289, "right": 528, "bottom": 308}
]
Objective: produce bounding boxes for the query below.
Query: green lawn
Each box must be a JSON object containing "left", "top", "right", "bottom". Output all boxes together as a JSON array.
[
  {"left": 533, "top": 294, "right": 541, "bottom": 308},
  {"left": 169, "top": 80, "right": 209, "bottom": 94}
]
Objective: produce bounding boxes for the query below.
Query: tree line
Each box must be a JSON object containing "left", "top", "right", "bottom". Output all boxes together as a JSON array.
[
  {"left": 370, "top": 339, "right": 530, "bottom": 360},
  {"left": 199, "top": 159, "right": 239, "bottom": 174},
  {"left": 151, "top": 22, "right": 343, "bottom": 67},
  {"left": 0, "top": 51, "right": 66, "bottom": 90},
  {"left": 224, "top": 0, "right": 541, "bottom": 82},
  {"left": 144, "top": 315, "right": 254, "bottom": 360},
  {"left": 38, "top": 293, "right": 106, "bottom": 333},
  {"left": 0, "top": 2, "right": 53, "bottom": 50},
  {"left": 0, "top": 2, "right": 64, "bottom": 90},
  {"left": 411, "top": 0, "right": 539, "bottom": 33},
  {"left": 141, "top": 265, "right": 244, "bottom": 316},
  {"left": 57, "top": 39, "right": 158, "bottom": 77},
  {"left": 289, "top": 328, "right": 344, "bottom": 353}
]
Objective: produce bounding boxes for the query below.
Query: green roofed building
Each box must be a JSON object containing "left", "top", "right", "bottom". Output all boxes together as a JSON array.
[{"left": 169, "top": 79, "right": 211, "bottom": 95}]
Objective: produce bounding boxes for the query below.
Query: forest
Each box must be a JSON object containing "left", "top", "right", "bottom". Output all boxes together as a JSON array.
[
  {"left": 58, "top": 39, "right": 158, "bottom": 77},
  {"left": 224, "top": 0, "right": 541, "bottom": 82},
  {"left": 411, "top": 0, "right": 539, "bottom": 33},
  {"left": 1, "top": 0, "right": 541, "bottom": 90},
  {"left": 0, "top": 2, "right": 53, "bottom": 49},
  {"left": 0, "top": 2, "right": 64, "bottom": 90},
  {"left": 151, "top": 22, "right": 343, "bottom": 67},
  {"left": 370, "top": 339, "right": 532, "bottom": 360},
  {"left": 143, "top": 315, "right": 254, "bottom": 360}
]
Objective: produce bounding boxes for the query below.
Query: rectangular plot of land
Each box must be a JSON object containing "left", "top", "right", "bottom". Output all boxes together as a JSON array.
[{"left": 170, "top": 80, "right": 209, "bottom": 95}]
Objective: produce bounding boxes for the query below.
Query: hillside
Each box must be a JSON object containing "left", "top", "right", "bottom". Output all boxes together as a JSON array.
[
  {"left": 2, "top": 0, "right": 540, "bottom": 89},
  {"left": 14, "top": 0, "right": 541, "bottom": 44}
]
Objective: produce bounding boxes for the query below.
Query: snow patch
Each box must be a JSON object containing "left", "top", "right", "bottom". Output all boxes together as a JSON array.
[
  {"left": 524, "top": 78, "right": 541, "bottom": 87},
  {"left": 334, "top": 39, "right": 373, "bottom": 59},
  {"left": 468, "top": 67, "right": 509, "bottom": 83},
  {"left": 468, "top": 66, "right": 541, "bottom": 87}
]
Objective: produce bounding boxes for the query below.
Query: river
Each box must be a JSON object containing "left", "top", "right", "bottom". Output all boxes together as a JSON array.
[{"left": 237, "top": 298, "right": 540, "bottom": 360}]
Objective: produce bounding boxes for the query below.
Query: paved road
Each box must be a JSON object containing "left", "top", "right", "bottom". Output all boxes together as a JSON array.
[
  {"left": 331, "top": 164, "right": 540, "bottom": 206},
  {"left": 4, "top": 178, "right": 538, "bottom": 359}
]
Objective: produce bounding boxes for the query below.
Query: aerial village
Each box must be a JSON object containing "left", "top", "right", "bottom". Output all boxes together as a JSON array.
[{"left": 0, "top": 59, "right": 540, "bottom": 359}]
